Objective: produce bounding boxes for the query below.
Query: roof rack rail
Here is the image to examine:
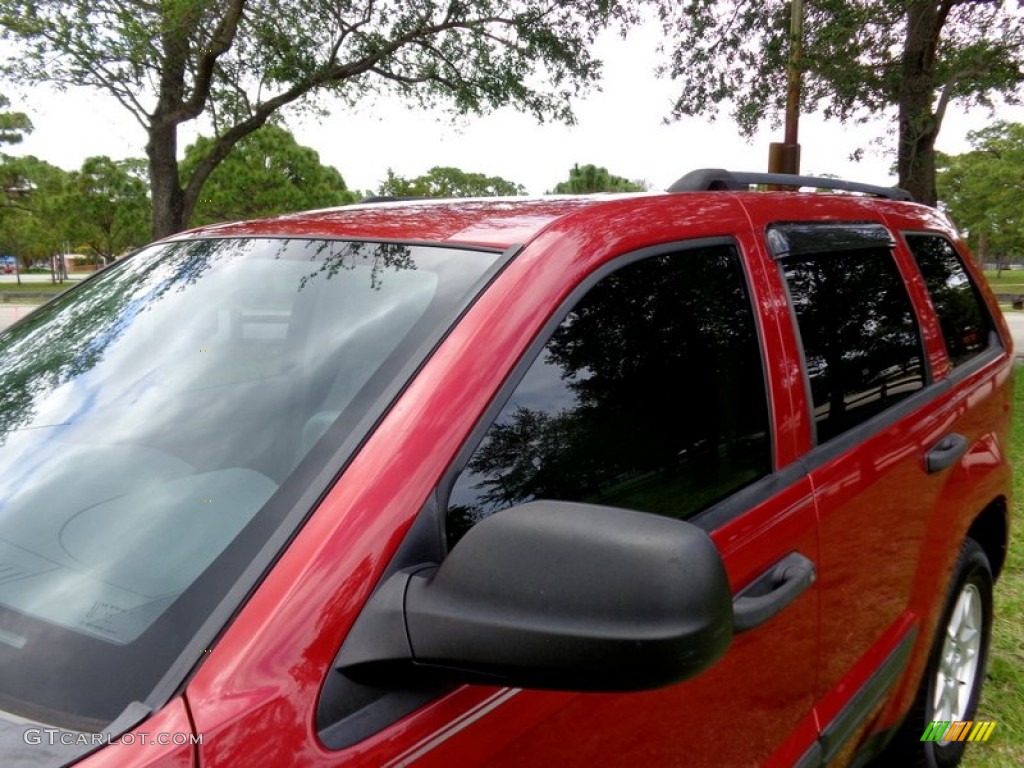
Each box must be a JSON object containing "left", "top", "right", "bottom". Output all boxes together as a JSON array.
[
  {"left": 357, "top": 195, "right": 432, "bottom": 204},
  {"left": 666, "top": 168, "right": 914, "bottom": 202}
]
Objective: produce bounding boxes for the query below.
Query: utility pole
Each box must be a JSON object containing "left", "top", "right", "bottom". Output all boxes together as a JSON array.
[{"left": 768, "top": 0, "right": 803, "bottom": 175}]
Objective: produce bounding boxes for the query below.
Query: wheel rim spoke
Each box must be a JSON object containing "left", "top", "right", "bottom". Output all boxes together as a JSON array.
[{"left": 932, "top": 582, "right": 983, "bottom": 729}]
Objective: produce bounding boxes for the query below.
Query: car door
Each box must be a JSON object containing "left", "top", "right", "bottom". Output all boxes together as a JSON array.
[
  {"left": 338, "top": 238, "right": 823, "bottom": 767},
  {"left": 765, "top": 221, "right": 967, "bottom": 764}
]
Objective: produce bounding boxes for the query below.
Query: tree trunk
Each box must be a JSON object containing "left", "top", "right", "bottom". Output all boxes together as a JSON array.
[
  {"left": 147, "top": 121, "right": 186, "bottom": 239},
  {"left": 896, "top": 2, "right": 945, "bottom": 206},
  {"left": 897, "top": 125, "right": 938, "bottom": 205},
  {"left": 148, "top": 5, "right": 193, "bottom": 240},
  {"left": 977, "top": 231, "right": 988, "bottom": 267}
]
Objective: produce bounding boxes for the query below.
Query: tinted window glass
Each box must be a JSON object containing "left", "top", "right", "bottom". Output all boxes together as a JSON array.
[
  {"left": 782, "top": 247, "right": 925, "bottom": 444},
  {"left": 904, "top": 234, "right": 994, "bottom": 367},
  {"left": 447, "top": 244, "right": 770, "bottom": 547}
]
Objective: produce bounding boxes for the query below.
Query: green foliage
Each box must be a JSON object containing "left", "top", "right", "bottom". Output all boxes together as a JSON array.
[
  {"left": 0, "top": 94, "right": 31, "bottom": 146},
  {"left": 656, "top": 1, "right": 1024, "bottom": 203},
  {"left": 0, "top": 0, "right": 642, "bottom": 236},
  {"left": 60, "top": 156, "right": 151, "bottom": 260},
  {"left": 0, "top": 280, "right": 70, "bottom": 294},
  {"left": 182, "top": 125, "right": 357, "bottom": 226},
  {"left": 0, "top": 154, "right": 149, "bottom": 271},
  {"left": 378, "top": 166, "right": 525, "bottom": 198},
  {"left": 0, "top": 154, "right": 70, "bottom": 269},
  {"left": 659, "top": 1, "right": 1022, "bottom": 133},
  {"left": 549, "top": 163, "right": 646, "bottom": 194},
  {"left": 938, "top": 122, "right": 1024, "bottom": 263},
  {"left": 982, "top": 271, "right": 1024, "bottom": 297}
]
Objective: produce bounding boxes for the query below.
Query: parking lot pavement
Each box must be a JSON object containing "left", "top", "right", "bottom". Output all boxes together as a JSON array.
[
  {"left": 0, "top": 273, "right": 83, "bottom": 284},
  {"left": 0, "top": 304, "right": 38, "bottom": 330},
  {"left": 1002, "top": 311, "right": 1024, "bottom": 362}
]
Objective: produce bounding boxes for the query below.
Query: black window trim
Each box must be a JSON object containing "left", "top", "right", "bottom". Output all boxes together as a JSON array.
[
  {"left": 944, "top": 339, "right": 1006, "bottom": 385},
  {"left": 792, "top": 345, "right": 1003, "bottom": 475},
  {"left": 898, "top": 229, "right": 1005, "bottom": 376},
  {"left": 797, "top": 377, "right": 951, "bottom": 473},
  {"left": 772, "top": 222, "right": 933, "bottom": 449},
  {"left": 691, "top": 460, "right": 808, "bottom": 532},
  {"left": 435, "top": 236, "right": 776, "bottom": 544}
]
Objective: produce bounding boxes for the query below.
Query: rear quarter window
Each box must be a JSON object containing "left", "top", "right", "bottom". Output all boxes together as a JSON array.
[{"left": 903, "top": 233, "right": 997, "bottom": 368}]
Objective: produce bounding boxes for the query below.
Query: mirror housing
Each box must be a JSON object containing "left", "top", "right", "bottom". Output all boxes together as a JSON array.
[{"left": 337, "top": 501, "right": 733, "bottom": 691}]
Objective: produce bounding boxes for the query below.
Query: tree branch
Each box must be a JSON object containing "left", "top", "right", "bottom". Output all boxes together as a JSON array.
[
  {"left": 368, "top": 64, "right": 462, "bottom": 90},
  {"left": 86, "top": 60, "right": 152, "bottom": 128},
  {"left": 180, "top": 13, "right": 476, "bottom": 220},
  {"left": 934, "top": 62, "right": 988, "bottom": 126},
  {"left": 175, "top": 0, "right": 247, "bottom": 122}
]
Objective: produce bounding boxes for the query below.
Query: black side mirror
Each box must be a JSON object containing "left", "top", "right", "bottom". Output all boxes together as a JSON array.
[{"left": 336, "top": 500, "right": 733, "bottom": 691}]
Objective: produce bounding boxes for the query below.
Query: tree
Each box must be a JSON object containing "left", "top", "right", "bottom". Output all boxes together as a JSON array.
[
  {"left": 549, "top": 163, "right": 646, "bottom": 194},
  {"left": 183, "top": 124, "right": 357, "bottom": 226},
  {"left": 60, "top": 157, "right": 151, "bottom": 262},
  {"left": 938, "top": 121, "right": 1024, "bottom": 270},
  {"left": 0, "top": 95, "right": 34, "bottom": 282},
  {"left": 377, "top": 166, "right": 525, "bottom": 198},
  {"left": 0, "top": 1, "right": 640, "bottom": 238},
  {"left": 657, "top": 1, "right": 1024, "bottom": 205},
  {"left": 0, "top": 155, "right": 70, "bottom": 279},
  {"left": 0, "top": 94, "right": 31, "bottom": 146}
]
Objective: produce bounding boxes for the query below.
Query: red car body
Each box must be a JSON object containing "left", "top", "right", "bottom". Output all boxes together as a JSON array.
[{"left": 57, "top": 188, "right": 1012, "bottom": 768}]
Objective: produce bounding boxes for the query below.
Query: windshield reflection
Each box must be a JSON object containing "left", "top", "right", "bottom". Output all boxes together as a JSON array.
[{"left": 0, "top": 237, "right": 495, "bottom": 728}]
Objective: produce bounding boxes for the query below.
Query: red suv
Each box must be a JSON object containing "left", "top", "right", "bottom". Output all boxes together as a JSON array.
[{"left": 0, "top": 170, "right": 1011, "bottom": 768}]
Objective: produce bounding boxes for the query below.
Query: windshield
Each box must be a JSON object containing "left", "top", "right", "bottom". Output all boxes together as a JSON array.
[{"left": 0, "top": 237, "right": 499, "bottom": 731}]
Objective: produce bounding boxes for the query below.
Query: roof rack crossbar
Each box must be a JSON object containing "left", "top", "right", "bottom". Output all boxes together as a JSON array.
[{"left": 666, "top": 168, "right": 914, "bottom": 202}]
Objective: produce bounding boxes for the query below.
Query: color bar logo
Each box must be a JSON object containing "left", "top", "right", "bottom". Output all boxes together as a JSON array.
[{"left": 921, "top": 720, "right": 997, "bottom": 743}]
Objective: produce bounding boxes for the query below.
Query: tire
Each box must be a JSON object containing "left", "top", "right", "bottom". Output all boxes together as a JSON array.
[{"left": 875, "top": 537, "right": 993, "bottom": 768}]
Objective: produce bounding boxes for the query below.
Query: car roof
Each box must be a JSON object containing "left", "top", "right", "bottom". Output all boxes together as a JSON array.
[
  {"left": 172, "top": 196, "right": 634, "bottom": 250},
  {"left": 169, "top": 188, "right": 937, "bottom": 252}
]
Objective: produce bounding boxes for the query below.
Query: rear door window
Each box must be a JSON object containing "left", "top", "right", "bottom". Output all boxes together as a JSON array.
[
  {"left": 774, "top": 224, "right": 926, "bottom": 445},
  {"left": 904, "top": 233, "right": 997, "bottom": 367}
]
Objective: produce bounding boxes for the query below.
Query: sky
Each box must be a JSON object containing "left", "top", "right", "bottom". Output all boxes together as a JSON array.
[{"left": 7, "top": 20, "right": 1024, "bottom": 197}]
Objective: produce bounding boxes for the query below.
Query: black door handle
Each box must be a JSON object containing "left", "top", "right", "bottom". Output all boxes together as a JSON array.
[
  {"left": 732, "top": 552, "right": 816, "bottom": 633},
  {"left": 925, "top": 433, "right": 968, "bottom": 474}
]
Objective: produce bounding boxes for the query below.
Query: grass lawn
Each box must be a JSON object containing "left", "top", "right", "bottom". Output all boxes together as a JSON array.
[
  {"left": 982, "top": 271, "right": 1022, "bottom": 314},
  {"left": 983, "top": 270, "right": 1024, "bottom": 296},
  {"left": 0, "top": 281, "right": 75, "bottom": 304},
  {"left": 0, "top": 280, "right": 74, "bottom": 294},
  {"left": 963, "top": 371, "right": 1024, "bottom": 767}
]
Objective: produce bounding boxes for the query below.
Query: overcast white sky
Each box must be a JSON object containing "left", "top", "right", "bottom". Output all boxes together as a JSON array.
[{"left": 7, "top": 20, "right": 1024, "bottom": 196}]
